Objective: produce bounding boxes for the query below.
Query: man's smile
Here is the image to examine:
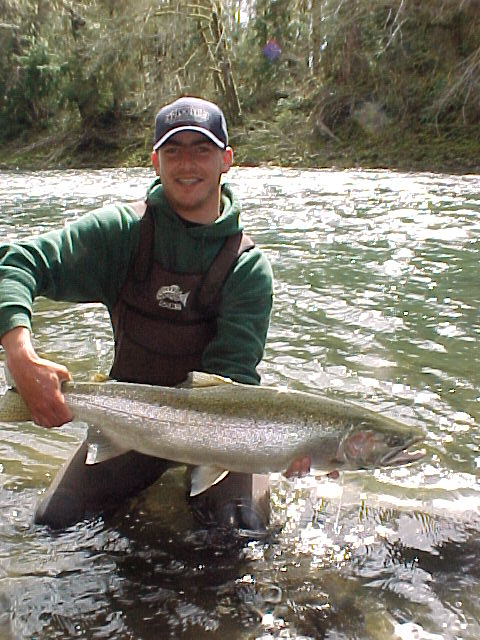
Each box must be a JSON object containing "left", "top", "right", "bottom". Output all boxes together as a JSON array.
[{"left": 177, "top": 178, "right": 202, "bottom": 185}]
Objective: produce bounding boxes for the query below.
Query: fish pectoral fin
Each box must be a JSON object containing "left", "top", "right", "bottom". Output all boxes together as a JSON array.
[
  {"left": 85, "top": 428, "right": 129, "bottom": 465},
  {"left": 190, "top": 466, "right": 230, "bottom": 496},
  {"left": 178, "top": 371, "right": 234, "bottom": 389}
]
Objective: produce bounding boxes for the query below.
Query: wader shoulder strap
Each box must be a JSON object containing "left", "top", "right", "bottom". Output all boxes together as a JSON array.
[
  {"left": 127, "top": 201, "right": 255, "bottom": 307},
  {"left": 129, "top": 202, "right": 154, "bottom": 283},
  {"left": 197, "top": 232, "right": 255, "bottom": 312}
]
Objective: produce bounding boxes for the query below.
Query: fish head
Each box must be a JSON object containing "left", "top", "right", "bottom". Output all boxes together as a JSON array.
[{"left": 334, "top": 428, "right": 425, "bottom": 470}]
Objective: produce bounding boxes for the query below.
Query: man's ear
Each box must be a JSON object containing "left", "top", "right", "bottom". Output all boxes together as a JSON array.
[
  {"left": 151, "top": 150, "right": 160, "bottom": 175},
  {"left": 221, "top": 147, "right": 234, "bottom": 174}
]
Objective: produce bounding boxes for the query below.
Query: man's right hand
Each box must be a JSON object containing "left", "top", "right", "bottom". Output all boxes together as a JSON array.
[{"left": 1, "top": 327, "right": 73, "bottom": 428}]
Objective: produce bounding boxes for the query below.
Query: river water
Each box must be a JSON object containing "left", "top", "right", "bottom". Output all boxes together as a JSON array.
[{"left": 0, "top": 167, "right": 479, "bottom": 640}]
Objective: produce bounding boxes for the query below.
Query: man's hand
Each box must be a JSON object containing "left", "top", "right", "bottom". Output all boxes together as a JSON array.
[
  {"left": 1, "top": 327, "right": 73, "bottom": 428},
  {"left": 284, "top": 455, "right": 311, "bottom": 478},
  {"left": 284, "top": 457, "right": 339, "bottom": 480}
]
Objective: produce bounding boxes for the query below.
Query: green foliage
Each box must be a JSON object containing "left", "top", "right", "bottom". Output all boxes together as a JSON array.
[
  {"left": 0, "top": 39, "right": 65, "bottom": 140},
  {"left": 1, "top": 0, "right": 479, "bottom": 169}
]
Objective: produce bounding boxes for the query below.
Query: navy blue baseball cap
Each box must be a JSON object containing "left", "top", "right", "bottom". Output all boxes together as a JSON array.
[{"left": 153, "top": 97, "right": 228, "bottom": 151}]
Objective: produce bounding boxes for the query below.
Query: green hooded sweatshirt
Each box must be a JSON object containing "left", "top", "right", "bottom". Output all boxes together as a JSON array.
[{"left": 0, "top": 180, "right": 273, "bottom": 384}]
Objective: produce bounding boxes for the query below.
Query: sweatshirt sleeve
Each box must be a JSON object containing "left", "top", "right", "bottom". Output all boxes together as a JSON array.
[
  {"left": 201, "top": 247, "right": 274, "bottom": 385},
  {"left": 0, "top": 205, "right": 139, "bottom": 338}
]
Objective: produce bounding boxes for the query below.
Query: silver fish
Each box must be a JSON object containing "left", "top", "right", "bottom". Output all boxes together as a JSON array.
[{"left": 0, "top": 372, "right": 425, "bottom": 495}]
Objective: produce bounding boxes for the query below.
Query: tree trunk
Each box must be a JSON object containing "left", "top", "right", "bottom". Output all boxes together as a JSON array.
[
  {"left": 193, "top": 0, "right": 242, "bottom": 122},
  {"left": 310, "top": 0, "right": 322, "bottom": 76}
]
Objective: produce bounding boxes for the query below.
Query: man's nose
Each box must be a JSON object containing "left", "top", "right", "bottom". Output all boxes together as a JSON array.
[{"left": 177, "top": 148, "right": 196, "bottom": 167}]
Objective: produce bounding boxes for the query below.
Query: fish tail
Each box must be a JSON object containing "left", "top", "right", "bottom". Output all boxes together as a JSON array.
[{"left": 0, "top": 390, "right": 32, "bottom": 422}]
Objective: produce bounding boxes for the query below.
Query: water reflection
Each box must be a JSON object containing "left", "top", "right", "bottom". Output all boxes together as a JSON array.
[{"left": 0, "top": 167, "right": 479, "bottom": 639}]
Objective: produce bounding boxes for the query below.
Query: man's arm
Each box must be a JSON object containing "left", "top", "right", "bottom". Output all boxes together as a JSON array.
[
  {"left": 0, "top": 204, "right": 139, "bottom": 338},
  {"left": 1, "top": 327, "right": 72, "bottom": 427},
  {"left": 0, "top": 204, "right": 139, "bottom": 426}
]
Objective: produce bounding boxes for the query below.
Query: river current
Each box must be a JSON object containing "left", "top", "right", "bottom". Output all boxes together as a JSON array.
[{"left": 0, "top": 167, "right": 479, "bottom": 639}]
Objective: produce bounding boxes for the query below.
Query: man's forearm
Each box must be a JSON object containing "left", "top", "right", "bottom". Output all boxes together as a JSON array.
[{"left": 1, "top": 326, "right": 35, "bottom": 359}]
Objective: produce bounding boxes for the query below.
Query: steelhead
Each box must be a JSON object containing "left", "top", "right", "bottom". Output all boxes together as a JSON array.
[{"left": 0, "top": 372, "right": 425, "bottom": 495}]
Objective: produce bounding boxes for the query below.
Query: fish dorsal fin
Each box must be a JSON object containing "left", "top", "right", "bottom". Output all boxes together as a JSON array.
[
  {"left": 179, "top": 371, "right": 234, "bottom": 389},
  {"left": 85, "top": 428, "right": 129, "bottom": 465},
  {"left": 90, "top": 372, "right": 110, "bottom": 382},
  {"left": 190, "top": 466, "right": 230, "bottom": 496}
]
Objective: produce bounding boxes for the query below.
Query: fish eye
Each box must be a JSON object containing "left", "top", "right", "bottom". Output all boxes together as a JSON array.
[{"left": 387, "top": 434, "right": 403, "bottom": 447}]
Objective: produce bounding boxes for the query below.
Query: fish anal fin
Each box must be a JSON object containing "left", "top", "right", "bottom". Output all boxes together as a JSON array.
[
  {"left": 85, "top": 429, "right": 129, "bottom": 465},
  {"left": 190, "top": 466, "right": 230, "bottom": 496}
]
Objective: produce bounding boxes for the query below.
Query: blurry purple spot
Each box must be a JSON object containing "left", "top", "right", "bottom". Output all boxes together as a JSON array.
[{"left": 263, "top": 38, "right": 282, "bottom": 62}]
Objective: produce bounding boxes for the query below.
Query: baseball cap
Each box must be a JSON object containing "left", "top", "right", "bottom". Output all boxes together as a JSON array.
[{"left": 153, "top": 97, "right": 228, "bottom": 151}]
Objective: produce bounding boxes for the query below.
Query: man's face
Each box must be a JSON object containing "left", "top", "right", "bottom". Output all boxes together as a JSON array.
[{"left": 152, "top": 131, "right": 233, "bottom": 223}]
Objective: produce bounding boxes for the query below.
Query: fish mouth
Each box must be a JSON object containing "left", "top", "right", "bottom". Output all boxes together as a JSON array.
[{"left": 379, "top": 436, "right": 426, "bottom": 467}]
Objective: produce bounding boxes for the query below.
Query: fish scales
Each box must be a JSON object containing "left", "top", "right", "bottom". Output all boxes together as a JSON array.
[{"left": 68, "top": 392, "right": 321, "bottom": 473}]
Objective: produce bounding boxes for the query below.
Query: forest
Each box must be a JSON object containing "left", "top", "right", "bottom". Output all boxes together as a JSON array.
[{"left": 1, "top": 0, "right": 479, "bottom": 172}]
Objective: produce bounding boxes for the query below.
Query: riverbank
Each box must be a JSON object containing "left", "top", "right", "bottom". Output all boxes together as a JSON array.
[{"left": 1, "top": 119, "right": 479, "bottom": 175}]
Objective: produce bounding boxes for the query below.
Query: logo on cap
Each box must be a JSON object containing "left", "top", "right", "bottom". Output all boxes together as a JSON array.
[{"left": 165, "top": 107, "right": 210, "bottom": 124}]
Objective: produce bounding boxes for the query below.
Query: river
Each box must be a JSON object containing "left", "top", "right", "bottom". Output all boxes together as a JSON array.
[{"left": 0, "top": 167, "right": 479, "bottom": 639}]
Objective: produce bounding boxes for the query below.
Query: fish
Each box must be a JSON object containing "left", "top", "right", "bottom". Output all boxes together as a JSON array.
[{"left": 0, "top": 372, "right": 425, "bottom": 496}]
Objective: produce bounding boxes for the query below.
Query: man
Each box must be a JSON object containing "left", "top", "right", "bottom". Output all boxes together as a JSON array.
[{"left": 0, "top": 96, "right": 309, "bottom": 533}]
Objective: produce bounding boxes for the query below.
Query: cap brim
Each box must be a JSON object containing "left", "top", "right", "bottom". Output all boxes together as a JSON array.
[{"left": 153, "top": 126, "right": 226, "bottom": 151}]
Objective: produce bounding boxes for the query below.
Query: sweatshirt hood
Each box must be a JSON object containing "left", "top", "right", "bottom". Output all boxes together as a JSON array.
[{"left": 145, "top": 178, "right": 243, "bottom": 239}]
